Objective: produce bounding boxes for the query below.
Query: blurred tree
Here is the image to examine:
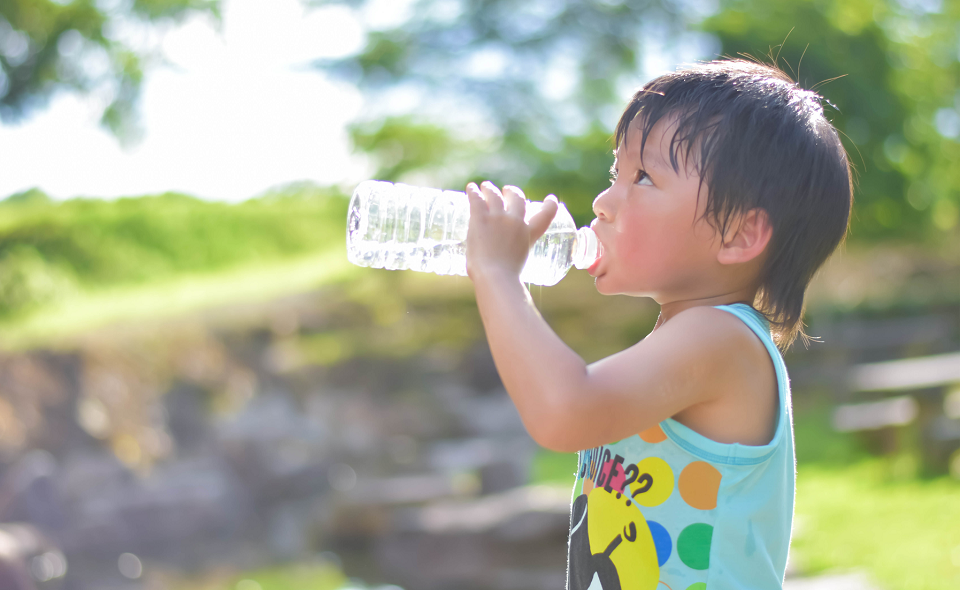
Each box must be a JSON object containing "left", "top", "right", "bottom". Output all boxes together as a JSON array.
[
  {"left": 312, "top": 0, "right": 705, "bottom": 223},
  {"left": 704, "top": 0, "right": 960, "bottom": 240},
  {"left": 314, "top": 0, "right": 959, "bottom": 240},
  {"left": 0, "top": 0, "right": 219, "bottom": 139}
]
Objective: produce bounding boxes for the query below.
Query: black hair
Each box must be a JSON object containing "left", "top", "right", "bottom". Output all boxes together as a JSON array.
[{"left": 615, "top": 59, "right": 853, "bottom": 349}]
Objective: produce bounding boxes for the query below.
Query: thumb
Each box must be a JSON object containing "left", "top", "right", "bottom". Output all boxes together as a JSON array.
[{"left": 527, "top": 195, "right": 559, "bottom": 243}]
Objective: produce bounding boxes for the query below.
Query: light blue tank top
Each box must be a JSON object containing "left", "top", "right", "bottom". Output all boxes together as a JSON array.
[{"left": 567, "top": 303, "right": 796, "bottom": 590}]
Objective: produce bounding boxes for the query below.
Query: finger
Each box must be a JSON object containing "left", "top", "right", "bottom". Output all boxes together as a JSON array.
[
  {"left": 480, "top": 181, "right": 505, "bottom": 214},
  {"left": 502, "top": 185, "right": 527, "bottom": 218},
  {"left": 466, "top": 182, "right": 487, "bottom": 219},
  {"left": 527, "top": 195, "right": 559, "bottom": 242}
]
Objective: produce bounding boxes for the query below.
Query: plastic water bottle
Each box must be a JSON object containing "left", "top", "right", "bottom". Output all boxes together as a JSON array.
[{"left": 346, "top": 180, "right": 600, "bottom": 286}]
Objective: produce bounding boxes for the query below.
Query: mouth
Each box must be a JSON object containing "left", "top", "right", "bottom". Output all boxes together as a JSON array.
[
  {"left": 587, "top": 239, "right": 604, "bottom": 276},
  {"left": 588, "top": 258, "right": 602, "bottom": 276}
]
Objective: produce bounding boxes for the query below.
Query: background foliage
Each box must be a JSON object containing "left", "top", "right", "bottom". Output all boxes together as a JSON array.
[
  {"left": 0, "top": 0, "right": 219, "bottom": 138},
  {"left": 317, "top": 0, "right": 959, "bottom": 240},
  {"left": 3, "top": 0, "right": 957, "bottom": 237},
  {"left": 706, "top": 0, "right": 960, "bottom": 240}
]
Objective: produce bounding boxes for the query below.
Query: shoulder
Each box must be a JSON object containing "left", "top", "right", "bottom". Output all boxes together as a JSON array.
[
  {"left": 665, "top": 306, "right": 780, "bottom": 445},
  {"left": 548, "top": 304, "right": 775, "bottom": 452},
  {"left": 651, "top": 305, "right": 764, "bottom": 356},
  {"left": 648, "top": 305, "right": 773, "bottom": 396}
]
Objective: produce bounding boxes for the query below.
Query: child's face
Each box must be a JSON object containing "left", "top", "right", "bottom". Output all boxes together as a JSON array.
[{"left": 589, "top": 116, "right": 723, "bottom": 300}]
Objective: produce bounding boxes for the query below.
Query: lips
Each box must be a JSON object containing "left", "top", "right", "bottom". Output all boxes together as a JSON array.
[
  {"left": 587, "top": 223, "right": 604, "bottom": 276},
  {"left": 588, "top": 256, "right": 602, "bottom": 276}
]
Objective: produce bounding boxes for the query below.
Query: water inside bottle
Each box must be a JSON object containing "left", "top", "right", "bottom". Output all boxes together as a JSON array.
[
  {"left": 520, "top": 202, "right": 579, "bottom": 285},
  {"left": 347, "top": 181, "right": 598, "bottom": 286}
]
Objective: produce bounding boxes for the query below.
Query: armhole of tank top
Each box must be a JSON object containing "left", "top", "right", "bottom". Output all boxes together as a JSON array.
[{"left": 659, "top": 303, "right": 790, "bottom": 465}]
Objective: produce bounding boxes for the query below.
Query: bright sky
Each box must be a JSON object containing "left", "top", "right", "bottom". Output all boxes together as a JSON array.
[
  {"left": 0, "top": 0, "right": 721, "bottom": 203},
  {"left": 0, "top": 0, "right": 387, "bottom": 202}
]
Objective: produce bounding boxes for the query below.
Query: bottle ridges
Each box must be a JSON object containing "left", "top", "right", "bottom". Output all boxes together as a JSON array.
[{"left": 347, "top": 180, "right": 597, "bottom": 286}]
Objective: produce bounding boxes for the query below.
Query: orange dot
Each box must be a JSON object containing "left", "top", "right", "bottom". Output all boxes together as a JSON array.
[
  {"left": 678, "top": 461, "right": 722, "bottom": 510},
  {"left": 639, "top": 425, "right": 667, "bottom": 443}
]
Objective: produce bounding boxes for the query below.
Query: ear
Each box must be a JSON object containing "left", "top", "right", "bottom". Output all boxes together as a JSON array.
[{"left": 717, "top": 208, "right": 772, "bottom": 265}]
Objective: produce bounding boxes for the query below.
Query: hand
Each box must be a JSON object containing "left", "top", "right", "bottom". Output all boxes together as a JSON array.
[{"left": 465, "top": 181, "right": 559, "bottom": 282}]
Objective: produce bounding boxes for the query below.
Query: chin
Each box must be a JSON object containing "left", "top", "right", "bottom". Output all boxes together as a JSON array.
[
  {"left": 595, "top": 278, "right": 657, "bottom": 299},
  {"left": 592, "top": 275, "right": 612, "bottom": 294},
  {"left": 593, "top": 277, "right": 626, "bottom": 296}
]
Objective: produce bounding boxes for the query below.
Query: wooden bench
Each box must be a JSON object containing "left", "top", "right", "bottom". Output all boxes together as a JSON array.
[{"left": 832, "top": 352, "right": 960, "bottom": 475}]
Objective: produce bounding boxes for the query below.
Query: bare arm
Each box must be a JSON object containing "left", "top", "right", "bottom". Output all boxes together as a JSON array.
[
  {"left": 470, "top": 266, "right": 592, "bottom": 447},
  {"left": 465, "top": 182, "right": 746, "bottom": 452}
]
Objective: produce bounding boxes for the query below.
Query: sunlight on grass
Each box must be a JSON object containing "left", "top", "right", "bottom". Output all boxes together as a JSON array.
[
  {"left": 230, "top": 562, "right": 347, "bottom": 590},
  {"left": 0, "top": 248, "right": 357, "bottom": 350},
  {"left": 530, "top": 449, "right": 578, "bottom": 486},
  {"left": 161, "top": 561, "right": 347, "bottom": 590},
  {"left": 791, "top": 462, "right": 960, "bottom": 590}
]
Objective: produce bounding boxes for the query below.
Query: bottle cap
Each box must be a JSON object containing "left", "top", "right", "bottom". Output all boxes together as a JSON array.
[{"left": 573, "top": 226, "right": 601, "bottom": 269}]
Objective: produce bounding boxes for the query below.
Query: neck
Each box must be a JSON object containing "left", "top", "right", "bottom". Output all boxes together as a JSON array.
[{"left": 652, "top": 286, "right": 758, "bottom": 331}]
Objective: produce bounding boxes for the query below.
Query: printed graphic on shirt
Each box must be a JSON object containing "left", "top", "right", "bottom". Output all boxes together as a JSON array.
[
  {"left": 569, "top": 484, "right": 660, "bottom": 590},
  {"left": 570, "top": 438, "right": 723, "bottom": 589}
]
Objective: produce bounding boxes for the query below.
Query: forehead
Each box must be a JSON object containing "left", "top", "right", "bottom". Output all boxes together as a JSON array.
[{"left": 615, "top": 115, "right": 683, "bottom": 170}]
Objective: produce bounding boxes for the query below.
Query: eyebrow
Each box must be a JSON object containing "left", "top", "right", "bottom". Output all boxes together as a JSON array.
[
  {"left": 614, "top": 137, "right": 670, "bottom": 173},
  {"left": 640, "top": 143, "right": 669, "bottom": 171}
]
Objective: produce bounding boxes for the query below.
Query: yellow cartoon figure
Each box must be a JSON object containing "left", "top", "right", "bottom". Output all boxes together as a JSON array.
[{"left": 568, "top": 486, "right": 660, "bottom": 590}]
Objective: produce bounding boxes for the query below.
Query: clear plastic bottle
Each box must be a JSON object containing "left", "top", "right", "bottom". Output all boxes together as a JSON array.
[{"left": 346, "top": 180, "right": 600, "bottom": 286}]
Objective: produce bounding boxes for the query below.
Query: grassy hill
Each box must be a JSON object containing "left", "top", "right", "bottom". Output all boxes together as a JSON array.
[{"left": 0, "top": 183, "right": 354, "bottom": 348}]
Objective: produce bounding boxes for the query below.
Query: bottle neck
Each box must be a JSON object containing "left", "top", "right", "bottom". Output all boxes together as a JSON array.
[{"left": 572, "top": 226, "right": 600, "bottom": 269}]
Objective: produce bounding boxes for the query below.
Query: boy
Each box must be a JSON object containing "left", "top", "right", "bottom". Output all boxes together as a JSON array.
[{"left": 463, "top": 60, "right": 853, "bottom": 589}]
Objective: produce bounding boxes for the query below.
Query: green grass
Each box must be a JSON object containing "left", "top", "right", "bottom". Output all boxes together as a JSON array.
[
  {"left": 530, "top": 449, "right": 579, "bottom": 486},
  {"left": 0, "top": 187, "right": 349, "bottom": 281},
  {"left": 162, "top": 562, "right": 347, "bottom": 590},
  {"left": 0, "top": 184, "right": 356, "bottom": 349},
  {"left": 784, "top": 393, "right": 960, "bottom": 589},
  {"left": 0, "top": 185, "right": 350, "bottom": 320},
  {"left": 230, "top": 563, "right": 347, "bottom": 590},
  {"left": 792, "top": 462, "right": 960, "bottom": 590},
  {"left": 0, "top": 248, "right": 357, "bottom": 350}
]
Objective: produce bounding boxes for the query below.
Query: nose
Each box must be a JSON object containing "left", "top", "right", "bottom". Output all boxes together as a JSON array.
[{"left": 593, "top": 187, "right": 614, "bottom": 221}]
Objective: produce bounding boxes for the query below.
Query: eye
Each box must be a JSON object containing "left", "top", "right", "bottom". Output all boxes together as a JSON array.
[
  {"left": 635, "top": 169, "right": 653, "bottom": 186},
  {"left": 609, "top": 164, "right": 618, "bottom": 183}
]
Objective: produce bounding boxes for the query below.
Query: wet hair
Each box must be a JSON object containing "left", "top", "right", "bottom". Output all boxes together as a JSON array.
[{"left": 615, "top": 59, "right": 853, "bottom": 349}]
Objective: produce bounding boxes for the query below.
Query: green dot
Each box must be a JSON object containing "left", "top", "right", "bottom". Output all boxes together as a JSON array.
[
  {"left": 685, "top": 584, "right": 707, "bottom": 590},
  {"left": 677, "top": 523, "right": 713, "bottom": 570}
]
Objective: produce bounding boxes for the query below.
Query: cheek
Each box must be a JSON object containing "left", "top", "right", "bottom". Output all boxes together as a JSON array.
[
  {"left": 609, "top": 214, "right": 667, "bottom": 277},
  {"left": 611, "top": 206, "right": 710, "bottom": 277},
  {"left": 613, "top": 209, "right": 669, "bottom": 259},
  {"left": 614, "top": 231, "right": 652, "bottom": 269}
]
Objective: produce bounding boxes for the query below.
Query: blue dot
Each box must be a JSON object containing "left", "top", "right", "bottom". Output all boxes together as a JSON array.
[{"left": 646, "top": 520, "right": 672, "bottom": 566}]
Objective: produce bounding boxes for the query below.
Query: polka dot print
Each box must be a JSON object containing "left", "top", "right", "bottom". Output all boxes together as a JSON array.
[
  {"left": 646, "top": 520, "right": 672, "bottom": 567},
  {"left": 639, "top": 424, "right": 668, "bottom": 443},
  {"left": 679, "top": 461, "right": 722, "bottom": 510},
  {"left": 677, "top": 523, "right": 713, "bottom": 570},
  {"left": 574, "top": 445, "right": 728, "bottom": 589},
  {"left": 631, "top": 457, "right": 674, "bottom": 507}
]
